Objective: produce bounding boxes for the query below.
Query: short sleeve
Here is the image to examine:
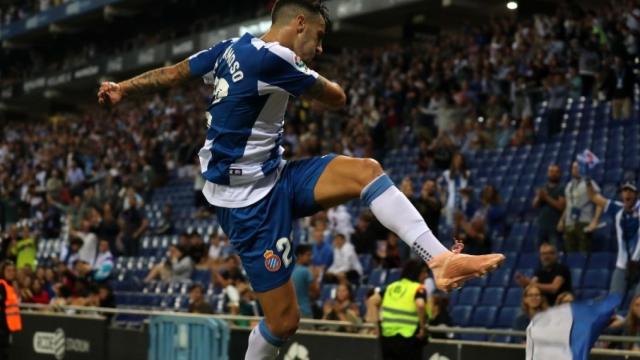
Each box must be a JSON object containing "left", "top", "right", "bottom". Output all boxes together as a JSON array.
[
  {"left": 188, "top": 40, "right": 232, "bottom": 78},
  {"left": 259, "top": 45, "right": 319, "bottom": 97},
  {"left": 605, "top": 199, "right": 622, "bottom": 217}
]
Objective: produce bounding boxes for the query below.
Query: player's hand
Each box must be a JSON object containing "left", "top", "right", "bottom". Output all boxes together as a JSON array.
[{"left": 98, "top": 81, "right": 124, "bottom": 106}]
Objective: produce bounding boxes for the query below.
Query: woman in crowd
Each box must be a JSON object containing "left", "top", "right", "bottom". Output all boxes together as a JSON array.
[
  {"left": 513, "top": 284, "right": 548, "bottom": 332},
  {"left": 322, "top": 283, "right": 362, "bottom": 332}
]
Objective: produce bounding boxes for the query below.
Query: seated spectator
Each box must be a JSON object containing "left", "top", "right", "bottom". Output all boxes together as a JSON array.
[
  {"left": 453, "top": 211, "right": 491, "bottom": 255},
  {"left": 154, "top": 204, "right": 175, "bottom": 235},
  {"left": 608, "top": 295, "right": 640, "bottom": 350},
  {"left": 215, "top": 270, "right": 240, "bottom": 315},
  {"left": 311, "top": 226, "right": 333, "bottom": 270},
  {"left": 558, "top": 161, "right": 603, "bottom": 253},
  {"left": 188, "top": 283, "right": 213, "bottom": 314},
  {"left": 29, "top": 279, "right": 50, "bottom": 305},
  {"left": 428, "top": 293, "right": 453, "bottom": 339},
  {"left": 514, "top": 243, "right": 572, "bottom": 305},
  {"left": 325, "top": 234, "right": 362, "bottom": 284},
  {"left": 554, "top": 291, "right": 575, "bottom": 306},
  {"left": 414, "top": 179, "right": 443, "bottom": 238},
  {"left": 513, "top": 284, "right": 548, "bottom": 333},
  {"left": 63, "top": 238, "right": 83, "bottom": 269},
  {"left": 321, "top": 283, "right": 362, "bottom": 332},
  {"left": 292, "top": 245, "right": 319, "bottom": 319},
  {"left": 144, "top": 245, "right": 193, "bottom": 283},
  {"left": 92, "top": 239, "right": 114, "bottom": 282},
  {"left": 188, "top": 232, "right": 209, "bottom": 269},
  {"left": 97, "top": 284, "right": 116, "bottom": 308},
  {"left": 375, "top": 233, "right": 403, "bottom": 269}
]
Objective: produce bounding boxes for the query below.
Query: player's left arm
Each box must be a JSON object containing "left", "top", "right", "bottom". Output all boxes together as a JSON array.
[
  {"left": 98, "top": 60, "right": 191, "bottom": 105},
  {"left": 304, "top": 75, "right": 347, "bottom": 110}
]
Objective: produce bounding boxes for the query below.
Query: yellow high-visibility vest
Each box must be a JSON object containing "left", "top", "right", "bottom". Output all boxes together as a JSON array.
[{"left": 380, "top": 278, "right": 421, "bottom": 338}]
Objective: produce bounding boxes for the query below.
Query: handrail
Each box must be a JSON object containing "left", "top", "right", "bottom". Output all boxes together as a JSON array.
[{"left": 18, "top": 303, "right": 640, "bottom": 344}]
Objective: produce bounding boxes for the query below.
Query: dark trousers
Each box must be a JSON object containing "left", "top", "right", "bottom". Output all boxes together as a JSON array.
[
  {"left": 0, "top": 331, "right": 10, "bottom": 360},
  {"left": 380, "top": 334, "right": 423, "bottom": 360}
]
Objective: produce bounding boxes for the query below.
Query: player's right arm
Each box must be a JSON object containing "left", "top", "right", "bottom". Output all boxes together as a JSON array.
[
  {"left": 304, "top": 75, "right": 347, "bottom": 110},
  {"left": 98, "top": 60, "right": 191, "bottom": 106}
]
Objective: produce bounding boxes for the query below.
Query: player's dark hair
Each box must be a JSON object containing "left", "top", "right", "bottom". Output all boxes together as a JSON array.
[
  {"left": 295, "top": 244, "right": 312, "bottom": 257},
  {"left": 271, "top": 0, "right": 329, "bottom": 25},
  {"left": 401, "top": 259, "right": 427, "bottom": 282}
]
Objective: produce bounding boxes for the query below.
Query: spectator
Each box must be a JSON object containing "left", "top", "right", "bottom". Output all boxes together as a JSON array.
[
  {"left": 325, "top": 234, "right": 363, "bottom": 284},
  {"left": 351, "top": 212, "right": 383, "bottom": 256},
  {"left": 154, "top": 204, "right": 175, "bottom": 235},
  {"left": 588, "top": 181, "right": 640, "bottom": 296},
  {"left": 63, "top": 238, "right": 82, "bottom": 269},
  {"left": 188, "top": 232, "right": 208, "bottom": 269},
  {"left": 69, "top": 219, "right": 98, "bottom": 267},
  {"left": 477, "top": 184, "right": 506, "bottom": 237},
  {"left": 545, "top": 73, "right": 568, "bottom": 137},
  {"left": 117, "top": 193, "right": 148, "bottom": 256},
  {"left": 92, "top": 239, "right": 114, "bottom": 282},
  {"left": 291, "top": 245, "right": 319, "bottom": 319},
  {"left": 327, "top": 205, "right": 354, "bottom": 242},
  {"left": 144, "top": 245, "right": 193, "bottom": 283},
  {"left": 321, "top": 283, "right": 361, "bottom": 331},
  {"left": 94, "top": 204, "right": 119, "bottom": 253},
  {"left": 513, "top": 284, "right": 548, "bottom": 333},
  {"left": 533, "top": 164, "right": 566, "bottom": 247},
  {"left": 558, "top": 161, "right": 603, "bottom": 253},
  {"left": 28, "top": 279, "right": 50, "bottom": 305},
  {"left": 622, "top": 295, "right": 640, "bottom": 351},
  {"left": 0, "top": 261, "right": 21, "bottom": 359},
  {"left": 414, "top": 179, "right": 443, "bottom": 238},
  {"left": 188, "top": 283, "right": 213, "bottom": 314},
  {"left": 453, "top": 210, "right": 491, "bottom": 255},
  {"left": 578, "top": 41, "right": 599, "bottom": 97},
  {"left": 215, "top": 270, "right": 240, "bottom": 315},
  {"left": 428, "top": 293, "right": 453, "bottom": 339},
  {"left": 9, "top": 226, "right": 36, "bottom": 273},
  {"left": 97, "top": 284, "right": 116, "bottom": 308},
  {"left": 363, "top": 288, "right": 382, "bottom": 335},
  {"left": 376, "top": 233, "right": 404, "bottom": 268},
  {"left": 603, "top": 56, "right": 634, "bottom": 121},
  {"left": 514, "top": 243, "right": 572, "bottom": 305},
  {"left": 441, "top": 152, "right": 471, "bottom": 226},
  {"left": 311, "top": 226, "right": 333, "bottom": 270}
]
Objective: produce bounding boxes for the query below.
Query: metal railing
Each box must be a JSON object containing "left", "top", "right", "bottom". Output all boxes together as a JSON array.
[{"left": 18, "top": 303, "right": 640, "bottom": 345}]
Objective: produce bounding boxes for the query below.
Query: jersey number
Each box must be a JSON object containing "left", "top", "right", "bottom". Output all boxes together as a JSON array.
[
  {"left": 212, "top": 77, "right": 229, "bottom": 105},
  {"left": 276, "top": 237, "right": 293, "bottom": 268}
]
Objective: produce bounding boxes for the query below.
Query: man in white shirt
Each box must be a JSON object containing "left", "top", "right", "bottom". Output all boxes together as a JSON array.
[
  {"left": 69, "top": 220, "right": 98, "bottom": 267},
  {"left": 326, "top": 234, "right": 362, "bottom": 284}
]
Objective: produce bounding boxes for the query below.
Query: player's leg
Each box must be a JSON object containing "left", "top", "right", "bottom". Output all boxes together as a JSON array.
[
  {"left": 313, "top": 155, "right": 505, "bottom": 290},
  {"left": 245, "top": 280, "right": 300, "bottom": 360}
]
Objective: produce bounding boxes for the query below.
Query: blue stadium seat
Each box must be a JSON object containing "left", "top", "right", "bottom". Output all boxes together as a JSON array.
[
  {"left": 588, "top": 252, "right": 615, "bottom": 270},
  {"left": 582, "top": 269, "right": 611, "bottom": 290},
  {"left": 320, "top": 284, "right": 336, "bottom": 302},
  {"left": 191, "top": 269, "right": 212, "bottom": 286},
  {"left": 516, "top": 254, "right": 539, "bottom": 270},
  {"left": 466, "top": 275, "right": 488, "bottom": 287},
  {"left": 570, "top": 268, "right": 582, "bottom": 288},
  {"left": 470, "top": 306, "right": 498, "bottom": 328},
  {"left": 495, "top": 307, "right": 519, "bottom": 328},
  {"left": 580, "top": 289, "right": 607, "bottom": 300},
  {"left": 479, "top": 287, "right": 505, "bottom": 306},
  {"left": 451, "top": 306, "right": 473, "bottom": 327},
  {"left": 458, "top": 287, "right": 481, "bottom": 306},
  {"left": 504, "top": 287, "right": 523, "bottom": 307},
  {"left": 488, "top": 268, "right": 513, "bottom": 287},
  {"left": 566, "top": 253, "right": 587, "bottom": 269},
  {"left": 359, "top": 254, "right": 373, "bottom": 274},
  {"left": 368, "top": 268, "right": 387, "bottom": 287},
  {"left": 356, "top": 286, "right": 372, "bottom": 303}
]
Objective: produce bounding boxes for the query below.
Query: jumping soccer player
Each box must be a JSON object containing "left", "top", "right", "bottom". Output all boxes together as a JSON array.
[{"left": 97, "top": 1, "right": 505, "bottom": 358}]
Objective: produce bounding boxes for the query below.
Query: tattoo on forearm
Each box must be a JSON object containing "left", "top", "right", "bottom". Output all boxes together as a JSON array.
[
  {"left": 307, "top": 76, "right": 328, "bottom": 98},
  {"left": 121, "top": 60, "right": 190, "bottom": 96}
]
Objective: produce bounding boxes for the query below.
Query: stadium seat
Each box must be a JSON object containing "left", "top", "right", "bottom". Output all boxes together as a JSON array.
[
  {"left": 504, "top": 287, "right": 523, "bottom": 307},
  {"left": 582, "top": 269, "right": 611, "bottom": 290},
  {"left": 458, "top": 287, "right": 481, "bottom": 306},
  {"left": 566, "top": 253, "right": 588, "bottom": 269},
  {"left": 516, "top": 254, "right": 539, "bottom": 270},
  {"left": 488, "top": 268, "right": 513, "bottom": 287},
  {"left": 368, "top": 268, "right": 387, "bottom": 287},
  {"left": 191, "top": 269, "right": 212, "bottom": 286},
  {"left": 479, "top": 287, "right": 505, "bottom": 306},
  {"left": 385, "top": 268, "right": 401, "bottom": 285},
  {"left": 470, "top": 306, "right": 497, "bottom": 328},
  {"left": 587, "top": 252, "right": 615, "bottom": 270},
  {"left": 320, "top": 284, "right": 336, "bottom": 302},
  {"left": 570, "top": 268, "right": 583, "bottom": 288},
  {"left": 451, "top": 306, "right": 473, "bottom": 327},
  {"left": 495, "top": 307, "right": 519, "bottom": 328}
]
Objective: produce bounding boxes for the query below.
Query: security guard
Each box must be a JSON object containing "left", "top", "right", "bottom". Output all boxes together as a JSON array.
[
  {"left": 0, "top": 261, "right": 22, "bottom": 360},
  {"left": 380, "top": 259, "right": 428, "bottom": 360}
]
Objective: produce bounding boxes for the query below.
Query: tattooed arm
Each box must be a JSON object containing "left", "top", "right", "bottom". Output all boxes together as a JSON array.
[
  {"left": 98, "top": 59, "right": 191, "bottom": 105},
  {"left": 304, "top": 75, "right": 346, "bottom": 110}
]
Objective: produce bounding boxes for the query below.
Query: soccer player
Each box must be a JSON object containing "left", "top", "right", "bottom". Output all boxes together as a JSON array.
[{"left": 98, "top": 1, "right": 505, "bottom": 358}]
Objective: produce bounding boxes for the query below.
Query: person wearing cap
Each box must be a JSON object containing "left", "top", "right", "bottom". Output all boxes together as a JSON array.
[{"left": 588, "top": 181, "right": 640, "bottom": 295}]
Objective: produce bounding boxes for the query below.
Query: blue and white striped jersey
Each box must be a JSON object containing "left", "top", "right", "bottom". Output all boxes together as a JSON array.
[{"left": 188, "top": 33, "right": 319, "bottom": 207}]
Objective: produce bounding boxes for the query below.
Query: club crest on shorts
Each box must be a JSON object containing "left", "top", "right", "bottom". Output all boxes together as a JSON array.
[{"left": 264, "top": 250, "right": 282, "bottom": 272}]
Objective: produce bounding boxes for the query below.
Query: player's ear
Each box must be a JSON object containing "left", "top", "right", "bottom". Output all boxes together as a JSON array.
[{"left": 295, "top": 14, "right": 305, "bottom": 34}]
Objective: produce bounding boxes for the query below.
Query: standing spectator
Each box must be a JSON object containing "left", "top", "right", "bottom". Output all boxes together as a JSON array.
[
  {"left": 188, "top": 232, "right": 208, "bottom": 269},
  {"left": 514, "top": 243, "right": 572, "bottom": 305},
  {"left": 533, "top": 164, "right": 566, "bottom": 247},
  {"left": 94, "top": 204, "right": 119, "bottom": 254},
  {"left": 188, "top": 283, "right": 213, "bottom": 314},
  {"left": 69, "top": 219, "right": 98, "bottom": 267},
  {"left": 327, "top": 205, "right": 354, "bottom": 242},
  {"left": 92, "top": 239, "right": 114, "bottom": 282},
  {"left": 351, "top": 212, "right": 382, "bottom": 256},
  {"left": 441, "top": 152, "right": 471, "bottom": 226},
  {"left": 291, "top": 245, "right": 319, "bottom": 318},
  {"left": 9, "top": 226, "right": 36, "bottom": 273},
  {"left": 513, "top": 284, "right": 548, "bottom": 336},
  {"left": 558, "top": 161, "right": 603, "bottom": 253},
  {"left": 603, "top": 56, "right": 634, "bottom": 121},
  {"left": 414, "top": 179, "right": 443, "bottom": 238},
  {"left": 453, "top": 210, "right": 491, "bottom": 255},
  {"left": 588, "top": 181, "right": 640, "bottom": 296},
  {"left": 545, "top": 73, "right": 568, "bottom": 137},
  {"left": 578, "top": 41, "right": 599, "bottom": 97},
  {"left": 66, "top": 159, "right": 85, "bottom": 196},
  {"left": 0, "top": 261, "right": 21, "bottom": 359},
  {"left": 325, "top": 234, "right": 362, "bottom": 284},
  {"left": 117, "top": 193, "right": 148, "bottom": 256},
  {"left": 311, "top": 226, "right": 333, "bottom": 270}
]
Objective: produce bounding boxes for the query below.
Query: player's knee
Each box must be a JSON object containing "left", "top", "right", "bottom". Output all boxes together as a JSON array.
[{"left": 356, "top": 158, "right": 384, "bottom": 187}]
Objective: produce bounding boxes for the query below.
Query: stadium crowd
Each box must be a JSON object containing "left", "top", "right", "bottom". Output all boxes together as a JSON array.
[{"left": 0, "top": 0, "right": 639, "bottom": 350}]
